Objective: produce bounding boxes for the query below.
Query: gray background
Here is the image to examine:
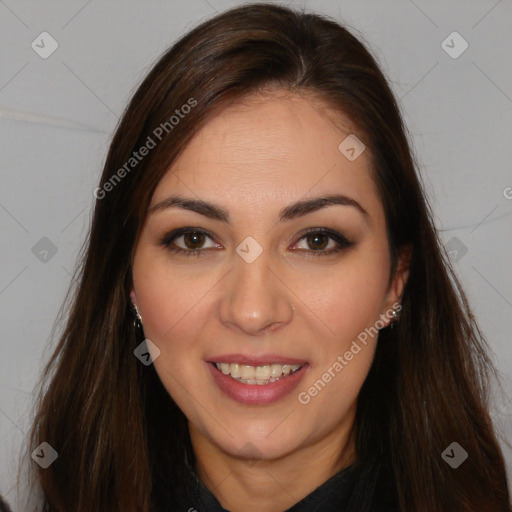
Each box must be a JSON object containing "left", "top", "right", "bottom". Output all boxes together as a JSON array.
[{"left": 1, "top": 0, "right": 511, "bottom": 509}]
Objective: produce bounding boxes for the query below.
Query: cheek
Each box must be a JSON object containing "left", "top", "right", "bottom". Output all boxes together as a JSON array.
[
  {"left": 132, "top": 255, "right": 212, "bottom": 407},
  {"left": 292, "top": 260, "right": 386, "bottom": 419},
  {"left": 292, "top": 248, "right": 390, "bottom": 346},
  {"left": 132, "top": 251, "right": 213, "bottom": 342}
]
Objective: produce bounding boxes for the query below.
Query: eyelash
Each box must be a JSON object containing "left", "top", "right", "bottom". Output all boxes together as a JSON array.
[{"left": 159, "top": 227, "right": 354, "bottom": 258}]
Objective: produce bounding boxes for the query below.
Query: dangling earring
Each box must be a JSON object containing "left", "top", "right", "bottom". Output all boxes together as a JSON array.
[
  {"left": 389, "top": 307, "right": 400, "bottom": 329},
  {"left": 132, "top": 303, "right": 144, "bottom": 338}
]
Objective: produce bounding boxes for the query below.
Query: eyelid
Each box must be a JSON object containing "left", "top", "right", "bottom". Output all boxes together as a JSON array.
[
  {"left": 160, "top": 227, "right": 214, "bottom": 244},
  {"left": 159, "top": 228, "right": 221, "bottom": 259},
  {"left": 160, "top": 226, "right": 353, "bottom": 256},
  {"left": 290, "top": 227, "right": 353, "bottom": 253}
]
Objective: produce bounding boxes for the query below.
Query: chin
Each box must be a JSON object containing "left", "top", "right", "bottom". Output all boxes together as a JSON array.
[{"left": 213, "top": 422, "right": 306, "bottom": 461}]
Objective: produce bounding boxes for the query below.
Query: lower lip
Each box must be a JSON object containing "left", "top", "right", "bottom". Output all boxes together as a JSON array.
[{"left": 206, "top": 362, "right": 309, "bottom": 405}]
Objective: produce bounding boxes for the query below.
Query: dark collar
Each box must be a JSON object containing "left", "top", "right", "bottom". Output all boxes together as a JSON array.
[
  {"left": 183, "top": 464, "right": 359, "bottom": 512},
  {"left": 158, "top": 454, "right": 398, "bottom": 512}
]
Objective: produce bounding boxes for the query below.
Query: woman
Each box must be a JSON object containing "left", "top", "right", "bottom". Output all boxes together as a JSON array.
[{"left": 25, "top": 3, "right": 510, "bottom": 511}]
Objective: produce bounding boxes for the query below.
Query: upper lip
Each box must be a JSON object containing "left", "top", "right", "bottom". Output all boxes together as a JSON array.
[{"left": 207, "top": 353, "right": 308, "bottom": 366}]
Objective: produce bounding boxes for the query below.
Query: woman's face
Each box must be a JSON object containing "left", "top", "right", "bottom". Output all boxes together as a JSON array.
[{"left": 131, "top": 92, "right": 408, "bottom": 463}]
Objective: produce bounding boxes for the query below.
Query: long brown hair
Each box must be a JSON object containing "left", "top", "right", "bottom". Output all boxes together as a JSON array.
[{"left": 26, "top": 3, "right": 510, "bottom": 511}]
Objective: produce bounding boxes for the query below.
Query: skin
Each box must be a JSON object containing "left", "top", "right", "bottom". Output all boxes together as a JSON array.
[{"left": 131, "top": 90, "right": 409, "bottom": 512}]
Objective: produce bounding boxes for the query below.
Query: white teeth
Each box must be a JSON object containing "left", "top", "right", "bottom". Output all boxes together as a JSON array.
[
  {"left": 255, "top": 365, "right": 271, "bottom": 380},
  {"left": 214, "top": 362, "right": 303, "bottom": 384},
  {"left": 270, "top": 364, "right": 282, "bottom": 377},
  {"left": 230, "top": 363, "right": 240, "bottom": 378},
  {"left": 239, "top": 365, "right": 255, "bottom": 380}
]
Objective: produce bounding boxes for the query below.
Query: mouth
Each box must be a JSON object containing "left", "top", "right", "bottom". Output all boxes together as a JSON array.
[
  {"left": 211, "top": 362, "right": 304, "bottom": 385},
  {"left": 206, "top": 356, "right": 309, "bottom": 405}
]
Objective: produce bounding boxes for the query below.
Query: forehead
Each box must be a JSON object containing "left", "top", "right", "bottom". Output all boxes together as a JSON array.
[{"left": 151, "top": 92, "right": 381, "bottom": 218}]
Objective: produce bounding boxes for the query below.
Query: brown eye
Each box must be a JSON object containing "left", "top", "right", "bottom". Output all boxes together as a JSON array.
[
  {"left": 160, "top": 228, "right": 220, "bottom": 257},
  {"left": 306, "top": 233, "right": 329, "bottom": 251},
  {"left": 292, "top": 228, "right": 354, "bottom": 257},
  {"left": 183, "top": 231, "right": 206, "bottom": 249}
]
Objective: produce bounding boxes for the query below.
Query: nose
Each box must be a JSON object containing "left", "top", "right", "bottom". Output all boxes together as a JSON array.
[{"left": 218, "top": 250, "right": 295, "bottom": 336}]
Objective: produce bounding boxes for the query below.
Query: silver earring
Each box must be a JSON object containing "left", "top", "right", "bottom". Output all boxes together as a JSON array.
[
  {"left": 389, "top": 307, "right": 400, "bottom": 329},
  {"left": 132, "top": 303, "right": 143, "bottom": 331}
]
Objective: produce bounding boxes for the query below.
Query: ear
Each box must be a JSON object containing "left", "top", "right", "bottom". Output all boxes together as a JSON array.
[
  {"left": 383, "top": 245, "right": 412, "bottom": 320},
  {"left": 391, "top": 245, "right": 412, "bottom": 301},
  {"left": 130, "top": 289, "right": 137, "bottom": 306}
]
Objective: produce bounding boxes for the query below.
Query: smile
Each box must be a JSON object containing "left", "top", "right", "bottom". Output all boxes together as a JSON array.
[
  {"left": 213, "top": 362, "right": 303, "bottom": 384},
  {"left": 207, "top": 358, "right": 309, "bottom": 405}
]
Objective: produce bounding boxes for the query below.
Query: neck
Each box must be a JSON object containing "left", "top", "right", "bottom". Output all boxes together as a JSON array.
[{"left": 189, "top": 415, "right": 356, "bottom": 512}]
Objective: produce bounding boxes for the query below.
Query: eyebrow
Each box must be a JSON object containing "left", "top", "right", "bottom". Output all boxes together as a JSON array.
[{"left": 148, "top": 194, "right": 368, "bottom": 222}]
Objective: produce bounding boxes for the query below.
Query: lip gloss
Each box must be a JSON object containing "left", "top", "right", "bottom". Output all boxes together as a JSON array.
[{"left": 206, "top": 361, "right": 309, "bottom": 405}]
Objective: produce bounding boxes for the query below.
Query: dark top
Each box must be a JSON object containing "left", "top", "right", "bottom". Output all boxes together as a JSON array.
[
  {"left": 0, "top": 461, "right": 398, "bottom": 512},
  {"left": 166, "top": 460, "right": 399, "bottom": 512}
]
